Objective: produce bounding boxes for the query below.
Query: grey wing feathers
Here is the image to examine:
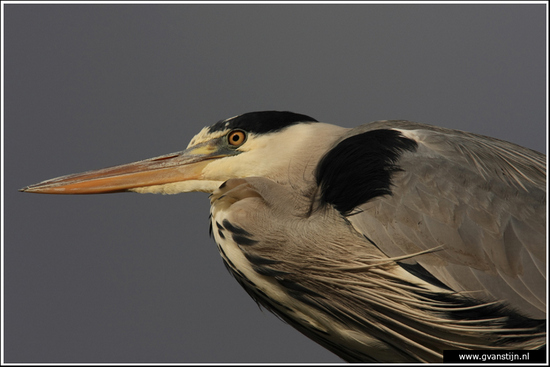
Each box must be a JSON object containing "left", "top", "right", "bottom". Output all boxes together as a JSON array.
[{"left": 347, "top": 121, "right": 546, "bottom": 319}]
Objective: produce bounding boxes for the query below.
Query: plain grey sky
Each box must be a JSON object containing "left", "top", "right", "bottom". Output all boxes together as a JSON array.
[{"left": 4, "top": 2, "right": 547, "bottom": 363}]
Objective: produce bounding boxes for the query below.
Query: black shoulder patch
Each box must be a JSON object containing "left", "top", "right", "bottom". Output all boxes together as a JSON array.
[
  {"left": 208, "top": 111, "right": 318, "bottom": 134},
  {"left": 316, "top": 129, "right": 417, "bottom": 215}
]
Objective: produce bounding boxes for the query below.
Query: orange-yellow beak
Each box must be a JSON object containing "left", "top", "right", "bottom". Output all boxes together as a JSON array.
[{"left": 20, "top": 139, "right": 230, "bottom": 194}]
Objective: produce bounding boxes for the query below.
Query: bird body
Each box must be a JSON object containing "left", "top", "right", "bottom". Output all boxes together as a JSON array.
[{"left": 21, "top": 111, "right": 546, "bottom": 362}]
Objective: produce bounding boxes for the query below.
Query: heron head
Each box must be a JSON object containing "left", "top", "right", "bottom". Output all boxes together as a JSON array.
[{"left": 21, "top": 111, "right": 347, "bottom": 195}]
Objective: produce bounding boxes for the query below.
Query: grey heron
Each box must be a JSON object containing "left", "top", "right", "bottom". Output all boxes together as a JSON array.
[{"left": 21, "top": 111, "right": 546, "bottom": 362}]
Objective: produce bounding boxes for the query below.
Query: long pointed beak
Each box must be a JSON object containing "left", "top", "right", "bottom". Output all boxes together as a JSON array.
[{"left": 20, "top": 141, "right": 225, "bottom": 194}]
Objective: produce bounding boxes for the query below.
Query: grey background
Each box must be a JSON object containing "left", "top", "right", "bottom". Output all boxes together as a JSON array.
[{"left": 4, "top": 3, "right": 546, "bottom": 363}]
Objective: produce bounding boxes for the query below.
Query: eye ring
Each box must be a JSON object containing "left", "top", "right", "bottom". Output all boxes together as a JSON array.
[{"left": 227, "top": 130, "right": 247, "bottom": 147}]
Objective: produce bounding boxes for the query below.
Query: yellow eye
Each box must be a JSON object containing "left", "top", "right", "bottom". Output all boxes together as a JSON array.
[{"left": 227, "top": 130, "right": 247, "bottom": 146}]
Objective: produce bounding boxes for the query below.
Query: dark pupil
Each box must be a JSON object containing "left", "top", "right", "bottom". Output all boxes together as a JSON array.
[{"left": 232, "top": 134, "right": 239, "bottom": 142}]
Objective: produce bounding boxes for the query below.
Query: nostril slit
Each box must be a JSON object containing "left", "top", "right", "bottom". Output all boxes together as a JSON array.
[{"left": 152, "top": 154, "right": 179, "bottom": 161}]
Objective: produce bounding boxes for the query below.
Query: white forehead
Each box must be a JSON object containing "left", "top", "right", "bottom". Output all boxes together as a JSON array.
[
  {"left": 187, "top": 115, "right": 243, "bottom": 148},
  {"left": 187, "top": 127, "right": 228, "bottom": 148}
]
